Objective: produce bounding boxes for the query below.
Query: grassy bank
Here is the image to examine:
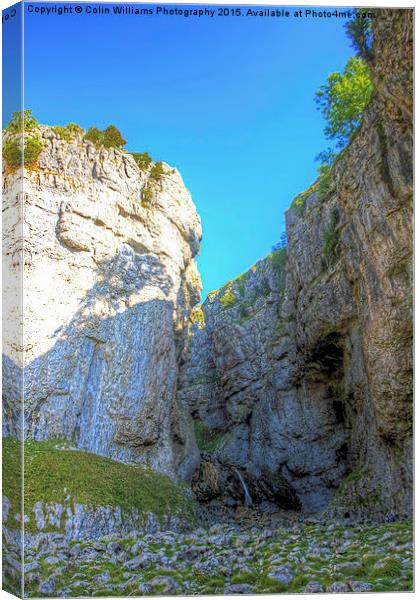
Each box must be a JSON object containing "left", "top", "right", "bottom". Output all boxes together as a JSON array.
[{"left": 2, "top": 437, "right": 196, "bottom": 531}]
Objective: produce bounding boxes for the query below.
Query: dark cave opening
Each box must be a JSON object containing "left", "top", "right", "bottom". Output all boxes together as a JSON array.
[
  {"left": 332, "top": 399, "right": 346, "bottom": 424},
  {"left": 310, "top": 332, "right": 344, "bottom": 376}
]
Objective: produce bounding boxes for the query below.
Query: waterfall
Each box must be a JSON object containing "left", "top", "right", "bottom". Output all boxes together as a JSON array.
[{"left": 233, "top": 468, "right": 253, "bottom": 507}]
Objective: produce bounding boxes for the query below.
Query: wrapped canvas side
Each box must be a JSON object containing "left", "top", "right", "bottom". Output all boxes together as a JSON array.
[{"left": 2, "top": 2, "right": 25, "bottom": 598}]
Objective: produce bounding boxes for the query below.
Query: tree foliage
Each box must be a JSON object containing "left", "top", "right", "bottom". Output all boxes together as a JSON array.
[
  {"left": 149, "top": 161, "right": 166, "bottom": 181},
  {"left": 315, "top": 56, "right": 373, "bottom": 151},
  {"left": 52, "top": 122, "right": 84, "bottom": 142},
  {"left": 345, "top": 8, "right": 375, "bottom": 63},
  {"left": 3, "top": 135, "right": 45, "bottom": 167},
  {"left": 131, "top": 151, "right": 152, "bottom": 170},
  {"left": 102, "top": 125, "right": 127, "bottom": 149},
  {"left": 5, "top": 109, "right": 39, "bottom": 134},
  {"left": 84, "top": 125, "right": 126, "bottom": 149},
  {"left": 3, "top": 109, "right": 44, "bottom": 167},
  {"left": 220, "top": 289, "right": 237, "bottom": 310}
]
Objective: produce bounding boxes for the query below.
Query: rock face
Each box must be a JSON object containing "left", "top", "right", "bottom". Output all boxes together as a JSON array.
[
  {"left": 3, "top": 499, "right": 190, "bottom": 547},
  {"left": 179, "top": 252, "right": 348, "bottom": 513},
  {"left": 180, "top": 9, "right": 413, "bottom": 517},
  {"left": 2, "top": 129, "right": 202, "bottom": 479}
]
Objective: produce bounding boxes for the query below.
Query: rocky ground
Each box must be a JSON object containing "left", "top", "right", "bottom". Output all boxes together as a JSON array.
[{"left": 10, "top": 517, "right": 412, "bottom": 597}]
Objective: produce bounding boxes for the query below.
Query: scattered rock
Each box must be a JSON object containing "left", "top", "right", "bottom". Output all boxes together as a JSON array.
[
  {"left": 149, "top": 575, "right": 180, "bottom": 593},
  {"left": 327, "top": 582, "right": 350, "bottom": 593},
  {"left": 350, "top": 581, "right": 374, "bottom": 592},
  {"left": 268, "top": 564, "right": 295, "bottom": 585},
  {"left": 44, "top": 556, "right": 61, "bottom": 565},
  {"left": 303, "top": 581, "right": 324, "bottom": 593},
  {"left": 39, "top": 576, "right": 58, "bottom": 595},
  {"left": 224, "top": 583, "right": 253, "bottom": 594}
]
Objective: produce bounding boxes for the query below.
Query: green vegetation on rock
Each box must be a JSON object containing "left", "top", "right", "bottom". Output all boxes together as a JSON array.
[
  {"left": 322, "top": 210, "right": 341, "bottom": 271},
  {"left": 290, "top": 182, "right": 318, "bottom": 216},
  {"left": 190, "top": 305, "right": 205, "bottom": 328},
  {"left": 3, "top": 135, "right": 45, "bottom": 167},
  {"left": 317, "top": 163, "right": 335, "bottom": 202},
  {"left": 149, "top": 161, "right": 166, "bottom": 181},
  {"left": 220, "top": 289, "right": 237, "bottom": 310},
  {"left": 141, "top": 186, "right": 154, "bottom": 207},
  {"left": 131, "top": 151, "right": 152, "bottom": 170},
  {"left": 3, "top": 109, "right": 45, "bottom": 168},
  {"left": 315, "top": 56, "right": 373, "bottom": 152},
  {"left": 270, "top": 247, "right": 287, "bottom": 290},
  {"left": 84, "top": 125, "right": 126, "bottom": 149},
  {"left": 51, "top": 122, "right": 84, "bottom": 142},
  {"left": 5, "top": 109, "right": 38, "bottom": 134},
  {"left": 140, "top": 161, "right": 168, "bottom": 206},
  {"left": 345, "top": 8, "right": 375, "bottom": 63},
  {"left": 193, "top": 420, "right": 226, "bottom": 453},
  {"left": 291, "top": 12, "right": 374, "bottom": 219}
]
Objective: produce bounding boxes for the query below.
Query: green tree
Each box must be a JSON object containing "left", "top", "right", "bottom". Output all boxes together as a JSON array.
[
  {"left": 5, "top": 109, "right": 39, "bottom": 134},
  {"left": 102, "top": 125, "right": 126, "bottom": 149},
  {"left": 131, "top": 151, "right": 152, "bottom": 170},
  {"left": 84, "top": 125, "right": 126, "bottom": 149},
  {"left": 52, "top": 122, "right": 84, "bottom": 142},
  {"left": 84, "top": 126, "right": 103, "bottom": 146},
  {"left": 3, "top": 135, "right": 44, "bottom": 167},
  {"left": 315, "top": 56, "right": 373, "bottom": 151},
  {"left": 345, "top": 8, "right": 375, "bottom": 63},
  {"left": 149, "top": 161, "right": 166, "bottom": 181},
  {"left": 3, "top": 139, "right": 22, "bottom": 166}
]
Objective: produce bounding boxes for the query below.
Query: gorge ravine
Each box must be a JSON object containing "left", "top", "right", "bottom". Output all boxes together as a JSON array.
[{"left": 1, "top": 9, "right": 413, "bottom": 597}]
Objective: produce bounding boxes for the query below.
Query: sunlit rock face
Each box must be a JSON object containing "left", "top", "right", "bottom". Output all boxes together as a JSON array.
[
  {"left": 180, "top": 9, "right": 413, "bottom": 518},
  {"left": 2, "top": 129, "right": 202, "bottom": 479}
]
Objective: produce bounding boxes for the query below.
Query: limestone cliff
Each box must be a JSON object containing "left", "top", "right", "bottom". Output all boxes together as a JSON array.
[
  {"left": 2, "top": 128, "right": 202, "bottom": 479},
  {"left": 181, "top": 9, "right": 413, "bottom": 518}
]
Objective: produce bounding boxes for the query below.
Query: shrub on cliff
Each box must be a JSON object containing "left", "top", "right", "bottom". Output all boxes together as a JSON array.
[
  {"left": 317, "top": 163, "right": 335, "bottom": 201},
  {"left": 322, "top": 211, "right": 341, "bottom": 271},
  {"left": 271, "top": 247, "right": 287, "bottom": 292},
  {"left": 131, "top": 151, "right": 152, "bottom": 170},
  {"left": 84, "top": 124, "right": 126, "bottom": 149},
  {"left": 140, "top": 161, "right": 168, "bottom": 206},
  {"left": 102, "top": 124, "right": 127, "bottom": 148},
  {"left": 52, "top": 122, "right": 84, "bottom": 142},
  {"left": 190, "top": 305, "right": 205, "bottom": 328},
  {"left": 345, "top": 8, "right": 375, "bottom": 63},
  {"left": 141, "top": 186, "right": 154, "bottom": 207},
  {"left": 2, "top": 138, "right": 21, "bottom": 165},
  {"left": 3, "top": 134, "right": 45, "bottom": 167},
  {"left": 150, "top": 160, "right": 166, "bottom": 181},
  {"left": 5, "top": 109, "right": 38, "bottom": 134},
  {"left": 316, "top": 56, "right": 373, "bottom": 152},
  {"left": 84, "top": 126, "right": 102, "bottom": 146},
  {"left": 220, "top": 289, "right": 237, "bottom": 310}
]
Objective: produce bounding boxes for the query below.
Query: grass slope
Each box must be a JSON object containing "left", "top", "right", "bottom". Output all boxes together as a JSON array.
[{"left": 3, "top": 438, "right": 195, "bottom": 530}]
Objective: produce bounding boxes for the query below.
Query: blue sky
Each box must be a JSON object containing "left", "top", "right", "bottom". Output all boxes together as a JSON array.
[{"left": 4, "top": 3, "right": 354, "bottom": 298}]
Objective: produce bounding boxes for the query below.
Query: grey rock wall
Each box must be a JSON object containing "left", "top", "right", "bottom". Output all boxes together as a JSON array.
[
  {"left": 181, "top": 9, "right": 413, "bottom": 518},
  {"left": 2, "top": 497, "right": 190, "bottom": 548}
]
